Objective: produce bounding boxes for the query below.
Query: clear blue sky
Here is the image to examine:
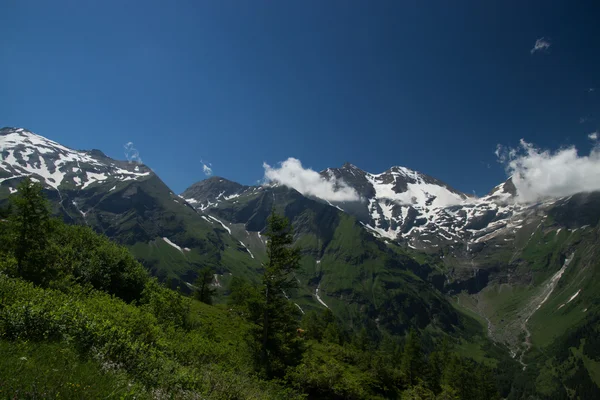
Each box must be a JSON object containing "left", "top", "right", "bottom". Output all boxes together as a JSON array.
[{"left": 2, "top": 1, "right": 599, "bottom": 195}]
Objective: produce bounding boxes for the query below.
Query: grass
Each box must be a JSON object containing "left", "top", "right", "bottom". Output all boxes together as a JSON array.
[{"left": 0, "top": 340, "right": 138, "bottom": 399}]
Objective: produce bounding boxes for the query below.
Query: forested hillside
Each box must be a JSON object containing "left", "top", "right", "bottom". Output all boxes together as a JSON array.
[{"left": 0, "top": 179, "right": 506, "bottom": 399}]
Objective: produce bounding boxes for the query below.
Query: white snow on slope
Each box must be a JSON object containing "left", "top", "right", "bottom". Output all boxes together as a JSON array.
[
  {"left": 558, "top": 289, "right": 582, "bottom": 310},
  {"left": 1, "top": 128, "right": 150, "bottom": 190},
  {"left": 81, "top": 172, "right": 108, "bottom": 189},
  {"left": 208, "top": 215, "right": 231, "bottom": 234},
  {"left": 294, "top": 303, "right": 305, "bottom": 314},
  {"left": 162, "top": 237, "right": 183, "bottom": 253},
  {"left": 567, "top": 289, "right": 582, "bottom": 303},
  {"left": 239, "top": 241, "right": 255, "bottom": 258},
  {"left": 315, "top": 283, "right": 329, "bottom": 308},
  {"left": 366, "top": 169, "right": 465, "bottom": 209}
]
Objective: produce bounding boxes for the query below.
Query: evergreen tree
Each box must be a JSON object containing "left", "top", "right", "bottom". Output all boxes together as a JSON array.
[
  {"left": 354, "top": 326, "right": 371, "bottom": 351},
  {"left": 401, "top": 329, "right": 426, "bottom": 387},
  {"left": 435, "top": 385, "right": 460, "bottom": 400},
  {"left": 322, "top": 321, "right": 343, "bottom": 345},
  {"left": 253, "top": 209, "right": 303, "bottom": 377},
  {"left": 427, "top": 337, "right": 451, "bottom": 393},
  {"left": 7, "top": 178, "right": 55, "bottom": 285},
  {"left": 475, "top": 365, "right": 500, "bottom": 400},
  {"left": 301, "top": 308, "right": 335, "bottom": 341},
  {"left": 401, "top": 380, "right": 435, "bottom": 400},
  {"left": 194, "top": 266, "right": 216, "bottom": 304},
  {"left": 0, "top": 202, "right": 11, "bottom": 219}
]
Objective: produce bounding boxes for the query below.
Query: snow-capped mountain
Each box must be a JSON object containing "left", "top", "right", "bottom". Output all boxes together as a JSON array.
[
  {"left": 180, "top": 176, "right": 250, "bottom": 211},
  {"left": 0, "top": 127, "right": 263, "bottom": 291},
  {"left": 0, "top": 127, "right": 152, "bottom": 192},
  {"left": 180, "top": 162, "right": 555, "bottom": 256},
  {"left": 316, "top": 163, "right": 533, "bottom": 250}
]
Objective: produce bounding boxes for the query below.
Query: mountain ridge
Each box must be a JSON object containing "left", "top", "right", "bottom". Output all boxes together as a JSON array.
[{"left": 4, "top": 126, "right": 600, "bottom": 394}]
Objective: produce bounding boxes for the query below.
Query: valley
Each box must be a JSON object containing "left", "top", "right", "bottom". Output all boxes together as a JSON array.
[{"left": 2, "top": 126, "right": 600, "bottom": 398}]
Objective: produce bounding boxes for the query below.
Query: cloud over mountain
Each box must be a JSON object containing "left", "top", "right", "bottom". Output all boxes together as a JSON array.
[
  {"left": 497, "top": 138, "right": 600, "bottom": 202},
  {"left": 263, "top": 158, "right": 360, "bottom": 202}
]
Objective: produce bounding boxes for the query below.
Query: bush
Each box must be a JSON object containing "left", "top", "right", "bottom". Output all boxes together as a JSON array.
[{"left": 52, "top": 224, "right": 149, "bottom": 302}]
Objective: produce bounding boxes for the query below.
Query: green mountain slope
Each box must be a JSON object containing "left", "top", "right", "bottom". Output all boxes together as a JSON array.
[
  {"left": 0, "top": 128, "right": 261, "bottom": 290},
  {"left": 193, "top": 184, "right": 486, "bottom": 341},
  {"left": 448, "top": 192, "right": 600, "bottom": 396}
]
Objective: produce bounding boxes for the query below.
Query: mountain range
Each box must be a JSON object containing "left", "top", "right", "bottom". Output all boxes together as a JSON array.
[{"left": 2, "top": 126, "right": 600, "bottom": 393}]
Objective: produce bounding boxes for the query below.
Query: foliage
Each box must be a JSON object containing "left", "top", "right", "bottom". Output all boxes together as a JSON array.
[
  {"left": 4, "top": 178, "right": 56, "bottom": 285},
  {"left": 0, "top": 180, "right": 149, "bottom": 302},
  {"left": 0, "top": 340, "right": 140, "bottom": 399},
  {"left": 244, "top": 210, "right": 304, "bottom": 377},
  {"left": 141, "top": 278, "right": 191, "bottom": 327},
  {"left": 194, "top": 265, "right": 216, "bottom": 305}
]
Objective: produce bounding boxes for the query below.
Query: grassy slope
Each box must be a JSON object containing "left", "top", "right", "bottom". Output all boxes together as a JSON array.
[
  {"left": 205, "top": 186, "right": 515, "bottom": 377},
  {"left": 0, "top": 340, "right": 137, "bottom": 399},
  {"left": 0, "top": 274, "right": 299, "bottom": 399}
]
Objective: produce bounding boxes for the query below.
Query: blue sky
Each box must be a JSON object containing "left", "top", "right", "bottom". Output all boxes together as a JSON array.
[{"left": 2, "top": 1, "right": 599, "bottom": 195}]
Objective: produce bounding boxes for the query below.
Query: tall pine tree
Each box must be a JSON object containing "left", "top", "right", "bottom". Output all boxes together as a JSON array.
[
  {"left": 401, "top": 329, "right": 426, "bottom": 387},
  {"left": 7, "top": 178, "right": 55, "bottom": 285},
  {"left": 253, "top": 209, "right": 303, "bottom": 377}
]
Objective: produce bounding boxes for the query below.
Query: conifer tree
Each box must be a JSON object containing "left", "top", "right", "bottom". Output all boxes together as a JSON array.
[
  {"left": 194, "top": 266, "right": 216, "bottom": 304},
  {"left": 7, "top": 178, "right": 55, "bottom": 284},
  {"left": 401, "top": 329, "right": 426, "bottom": 387},
  {"left": 253, "top": 209, "right": 303, "bottom": 377}
]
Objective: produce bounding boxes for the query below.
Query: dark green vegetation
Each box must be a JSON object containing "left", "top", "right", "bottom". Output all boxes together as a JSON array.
[
  {"left": 210, "top": 186, "right": 464, "bottom": 336},
  {"left": 0, "top": 181, "right": 508, "bottom": 399}
]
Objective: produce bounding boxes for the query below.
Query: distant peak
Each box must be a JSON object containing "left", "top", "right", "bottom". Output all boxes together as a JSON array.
[
  {"left": 204, "top": 176, "right": 231, "bottom": 183},
  {"left": 88, "top": 149, "right": 108, "bottom": 158},
  {"left": 342, "top": 162, "right": 360, "bottom": 169},
  {"left": 389, "top": 165, "right": 415, "bottom": 174}
]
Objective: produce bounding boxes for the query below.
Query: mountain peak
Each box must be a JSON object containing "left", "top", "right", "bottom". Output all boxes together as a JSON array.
[
  {"left": 483, "top": 177, "right": 517, "bottom": 203},
  {"left": 0, "top": 127, "right": 152, "bottom": 190},
  {"left": 342, "top": 162, "right": 360, "bottom": 170},
  {"left": 181, "top": 176, "right": 249, "bottom": 210}
]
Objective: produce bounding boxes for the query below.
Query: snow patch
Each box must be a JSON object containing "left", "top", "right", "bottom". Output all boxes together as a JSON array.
[
  {"left": 162, "top": 237, "right": 183, "bottom": 253},
  {"left": 315, "top": 282, "right": 329, "bottom": 308},
  {"left": 208, "top": 215, "right": 231, "bottom": 234},
  {"left": 239, "top": 241, "right": 255, "bottom": 258}
]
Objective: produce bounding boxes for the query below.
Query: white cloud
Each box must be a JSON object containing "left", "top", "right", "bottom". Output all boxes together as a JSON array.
[
  {"left": 263, "top": 158, "right": 360, "bottom": 202},
  {"left": 200, "top": 159, "right": 213, "bottom": 176},
  {"left": 124, "top": 142, "right": 142, "bottom": 164},
  {"left": 588, "top": 88, "right": 596, "bottom": 93},
  {"left": 496, "top": 138, "right": 600, "bottom": 202},
  {"left": 530, "top": 37, "right": 551, "bottom": 54},
  {"left": 589, "top": 132, "right": 598, "bottom": 141}
]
